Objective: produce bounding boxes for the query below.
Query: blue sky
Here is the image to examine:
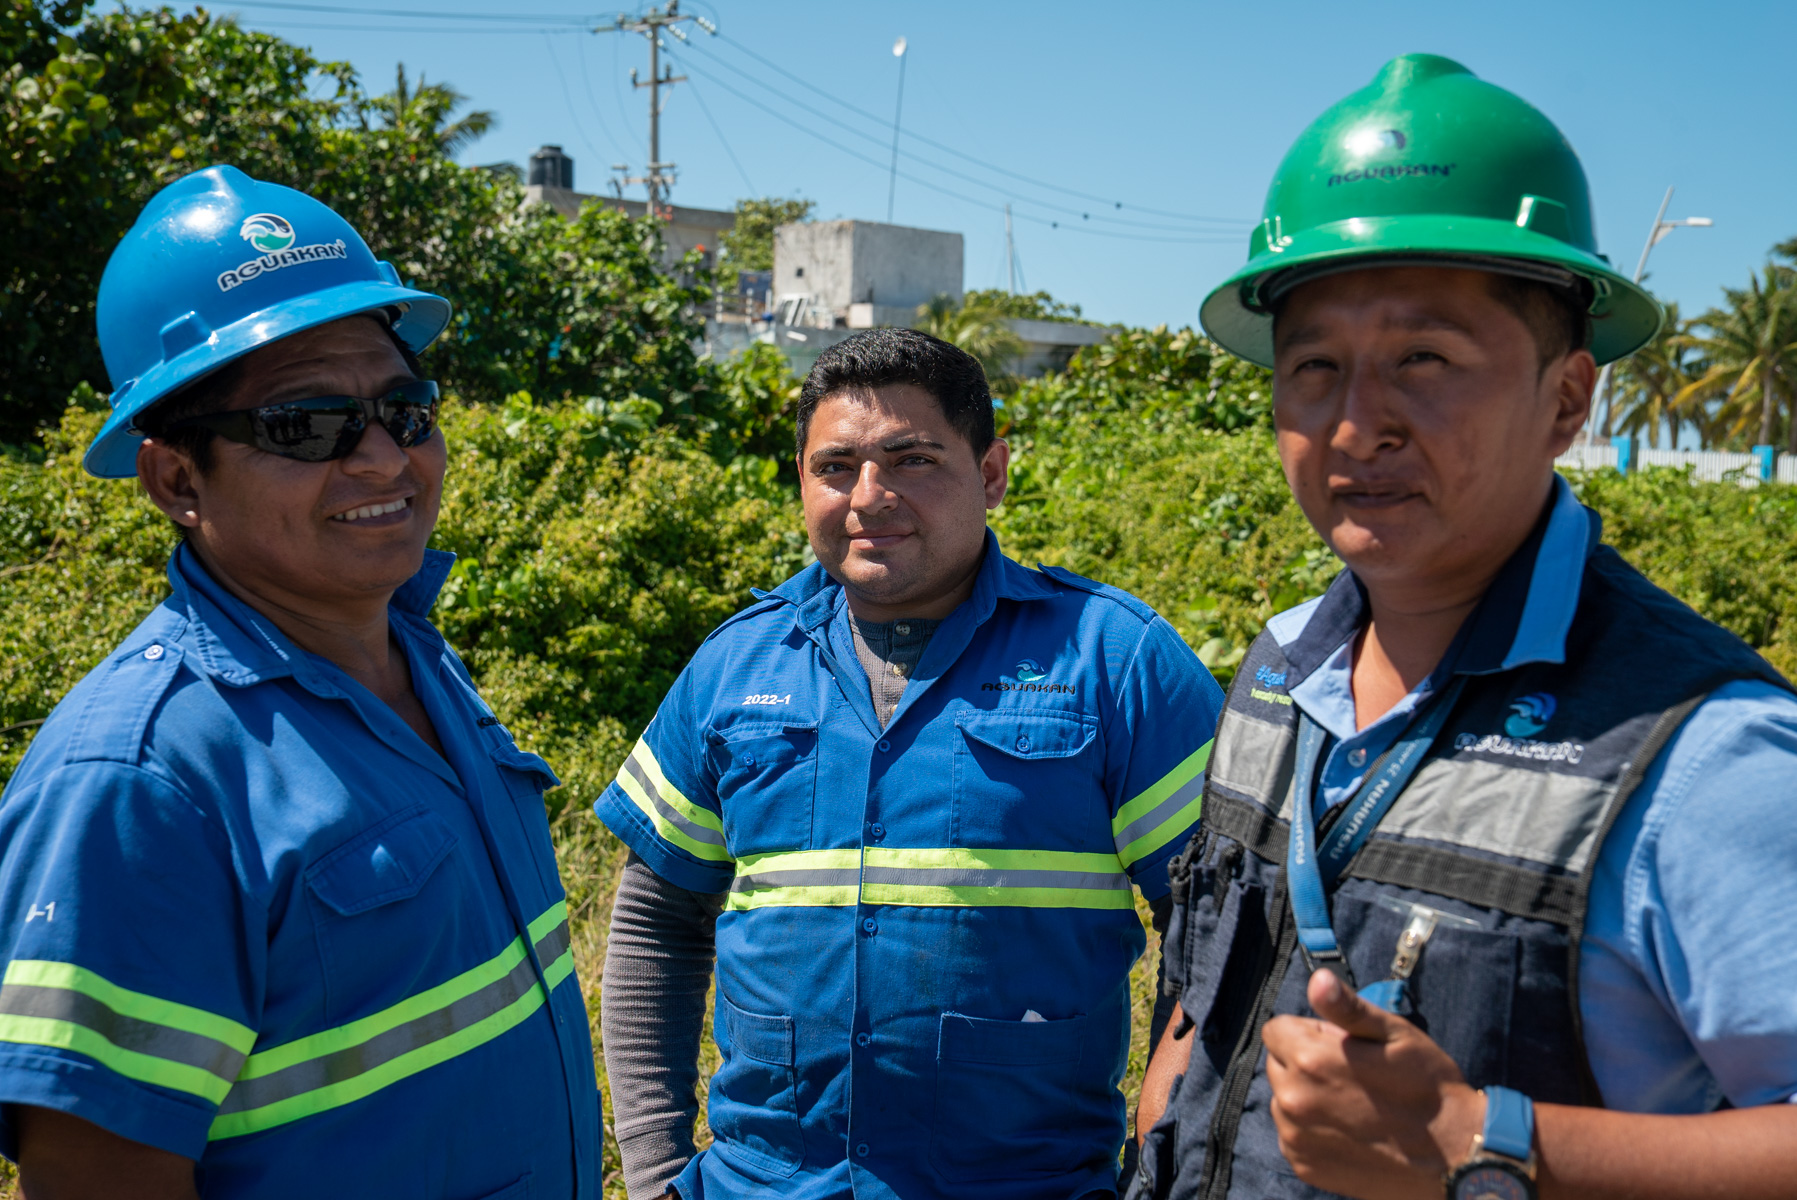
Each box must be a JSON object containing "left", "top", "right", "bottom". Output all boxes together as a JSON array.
[{"left": 199, "top": 0, "right": 1795, "bottom": 331}]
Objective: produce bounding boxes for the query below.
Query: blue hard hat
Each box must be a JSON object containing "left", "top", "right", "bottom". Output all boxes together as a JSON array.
[{"left": 85, "top": 164, "right": 452, "bottom": 478}]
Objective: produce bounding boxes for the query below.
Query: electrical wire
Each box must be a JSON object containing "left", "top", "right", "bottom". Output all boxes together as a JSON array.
[
  {"left": 664, "top": 49, "right": 756, "bottom": 196},
  {"left": 218, "top": 0, "right": 590, "bottom": 22},
  {"left": 542, "top": 32, "right": 613, "bottom": 178},
  {"left": 704, "top": 30, "right": 1248, "bottom": 229}
]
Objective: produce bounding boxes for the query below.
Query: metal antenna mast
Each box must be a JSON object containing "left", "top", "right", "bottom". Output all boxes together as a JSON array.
[
  {"left": 886, "top": 36, "right": 907, "bottom": 223},
  {"left": 595, "top": 3, "right": 716, "bottom": 216},
  {"left": 1004, "top": 203, "right": 1018, "bottom": 293}
]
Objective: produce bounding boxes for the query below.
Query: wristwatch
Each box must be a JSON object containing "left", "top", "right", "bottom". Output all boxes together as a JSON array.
[{"left": 1444, "top": 1086, "right": 1538, "bottom": 1200}]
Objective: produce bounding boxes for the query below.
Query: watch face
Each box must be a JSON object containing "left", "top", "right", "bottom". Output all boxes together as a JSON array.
[{"left": 1453, "top": 1165, "right": 1531, "bottom": 1200}]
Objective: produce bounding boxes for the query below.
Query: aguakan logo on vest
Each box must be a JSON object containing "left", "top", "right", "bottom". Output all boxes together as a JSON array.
[
  {"left": 217, "top": 213, "right": 348, "bottom": 292},
  {"left": 1249, "top": 664, "right": 1292, "bottom": 707},
  {"left": 1456, "top": 691, "right": 1586, "bottom": 764},
  {"left": 981, "top": 658, "right": 1077, "bottom": 695}
]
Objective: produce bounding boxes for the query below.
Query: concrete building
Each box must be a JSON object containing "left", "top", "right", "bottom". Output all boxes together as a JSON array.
[
  {"left": 522, "top": 145, "right": 733, "bottom": 271},
  {"left": 773, "top": 220, "right": 963, "bottom": 329}
]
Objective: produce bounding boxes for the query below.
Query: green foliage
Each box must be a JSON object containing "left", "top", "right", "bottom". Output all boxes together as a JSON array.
[
  {"left": 1003, "top": 325, "right": 1265, "bottom": 435},
  {"left": 719, "top": 195, "right": 814, "bottom": 272},
  {"left": 962, "top": 288, "right": 1092, "bottom": 325},
  {"left": 914, "top": 292, "right": 1026, "bottom": 389}
]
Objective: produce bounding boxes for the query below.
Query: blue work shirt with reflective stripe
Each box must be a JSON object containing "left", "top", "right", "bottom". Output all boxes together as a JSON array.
[
  {"left": 1268, "top": 475, "right": 1797, "bottom": 1112},
  {"left": 595, "top": 531, "right": 1225, "bottom": 1200},
  {"left": 0, "top": 543, "right": 600, "bottom": 1197}
]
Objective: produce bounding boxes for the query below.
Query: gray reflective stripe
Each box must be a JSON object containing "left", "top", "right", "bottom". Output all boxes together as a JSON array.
[
  {"left": 730, "top": 868, "right": 862, "bottom": 892},
  {"left": 1112, "top": 771, "right": 1205, "bottom": 851},
  {"left": 1381, "top": 758, "right": 1611, "bottom": 873},
  {"left": 622, "top": 755, "right": 728, "bottom": 849},
  {"left": 1210, "top": 710, "right": 1297, "bottom": 814},
  {"left": 861, "top": 866, "right": 1129, "bottom": 891},
  {"left": 0, "top": 983, "right": 247, "bottom": 1082},
  {"left": 217, "top": 921, "right": 570, "bottom": 1116}
]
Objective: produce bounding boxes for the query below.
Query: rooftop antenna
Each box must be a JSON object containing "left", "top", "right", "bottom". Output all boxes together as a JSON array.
[{"left": 886, "top": 36, "right": 907, "bottom": 223}]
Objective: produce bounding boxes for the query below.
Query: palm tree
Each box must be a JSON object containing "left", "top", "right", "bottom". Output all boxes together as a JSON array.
[
  {"left": 366, "top": 65, "right": 495, "bottom": 157},
  {"left": 913, "top": 294, "right": 1025, "bottom": 389},
  {"left": 1674, "top": 265, "right": 1797, "bottom": 449},
  {"left": 1610, "top": 302, "right": 1703, "bottom": 448}
]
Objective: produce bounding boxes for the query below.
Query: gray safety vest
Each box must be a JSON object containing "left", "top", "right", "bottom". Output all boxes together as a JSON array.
[{"left": 1134, "top": 518, "right": 1789, "bottom": 1200}]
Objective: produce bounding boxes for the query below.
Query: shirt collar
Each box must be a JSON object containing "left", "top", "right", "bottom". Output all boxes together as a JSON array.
[
  {"left": 759, "top": 527, "right": 1057, "bottom": 631},
  {"left": 1274, "top": 474, "right": 1599, "bottom": 691},
  {"left": 167, "top": 542, "right": 457, "bottom": 689}
]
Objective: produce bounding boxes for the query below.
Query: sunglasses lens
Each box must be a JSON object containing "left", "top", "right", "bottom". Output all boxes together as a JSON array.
[
  {"left": 253, "top": 404, "right": 364, "bottom": 462},
  {"left": 380, "top": 385, "right": 438, "bottom": 448}
]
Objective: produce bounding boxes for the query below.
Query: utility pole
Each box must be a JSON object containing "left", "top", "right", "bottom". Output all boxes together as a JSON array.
[
  {"left": 887, "top": 36, "right": 907, "bottom": 223},
  {"left": 1004, "top": 203, "right": 1018, "bottom": 294},
  {"left": 595, "top": 3, "right": 714, "bottom": 216}
]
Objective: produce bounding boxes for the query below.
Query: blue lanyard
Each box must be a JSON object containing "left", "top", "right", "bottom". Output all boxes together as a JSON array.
[{"left": 1286, "top": 676, "right": 1467, "bottom": 972}]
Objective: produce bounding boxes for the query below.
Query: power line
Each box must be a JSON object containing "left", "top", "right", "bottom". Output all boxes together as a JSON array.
[
  {"left": 675, "top": 46, "right": 1232, "bottom": 235},
  {"left": 574, "top": 34, "right": 630, "bottom": 164},
  {"left": 664, "top": 49, "right": 755, "bottom": 196},
  {"left": 703, "top": 30, "right": 1247, "bottom": 229},
  {"left": 217, "top": 19, "right": 585, "bottom": 31},
  {"left": 541, "top": 32, "right": 612, "bottom": 178},
  {"left": 219, "top": 0, "right": 589, "bottom": 22}
]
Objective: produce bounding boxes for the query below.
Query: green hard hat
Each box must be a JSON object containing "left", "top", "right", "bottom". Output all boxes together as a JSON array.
[{"left": 1200, "top": 53, "right": 1662, "bottom": 367}]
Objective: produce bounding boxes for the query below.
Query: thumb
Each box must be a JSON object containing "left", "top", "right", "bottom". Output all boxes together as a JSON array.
[{"left": 1308, "top": 968, "right": 1403, "bottom": 1043}]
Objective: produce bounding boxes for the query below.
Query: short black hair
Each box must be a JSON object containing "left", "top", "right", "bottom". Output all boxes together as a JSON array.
[
  {"left": 1483, "top": 273, "right": 1591, "bottom": 370},
  {"left": 135, "top": 317, "right": 423, "bottom": 474},
  {"left": 796, "top": 328, "right": 995, "bottom": 457}
]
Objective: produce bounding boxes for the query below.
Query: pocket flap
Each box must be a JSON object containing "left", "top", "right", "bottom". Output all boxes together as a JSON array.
[
  {"left": 308, "top": 807, "right": 458, "bottom": 916},
  {"left": 938, "top": 1011, "right": 1086, "bottom": 1065},
  {"left": 957, "top": 711, "right": 1096, "bottom": 760},
  {"left": 724, "top": 996, "right": 796, "bottom": 1066},
  {"left": 481, "top": 724, "right": 561, "bottom": 792}
]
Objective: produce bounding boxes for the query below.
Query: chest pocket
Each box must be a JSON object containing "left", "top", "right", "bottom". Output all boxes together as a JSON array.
[
  {"left": 710, "top": 722, "right": 819, "bottom": 856},
  {"left": 307, "top": 806, "right": 461, "bottom": 1021},
  {"left": 953, "top": 710, "right": 1101, "bottom": 851}
]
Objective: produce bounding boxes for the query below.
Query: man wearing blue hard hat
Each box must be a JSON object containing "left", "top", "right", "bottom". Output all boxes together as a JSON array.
[{"left": 0, "top": 166, "right": 601, "bottom": 1197}]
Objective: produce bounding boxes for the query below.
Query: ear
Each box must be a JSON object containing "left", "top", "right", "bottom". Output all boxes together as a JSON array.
[
  {"left": 981, "top": 438, "right": 1011, "bottom": 510},
  {"left": 1545, "top": 348, "right": 1598, "bottom": 454},
  {"left": 137, "top": 438, "right": 205, "bottom": 531}
]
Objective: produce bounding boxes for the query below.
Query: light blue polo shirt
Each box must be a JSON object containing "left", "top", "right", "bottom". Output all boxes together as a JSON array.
[
  {"left": 0, "top": 543, "right": 601, "bottom": 1196},
  {"left": 1267, "top": 474, "right": 1797, "bottom": 1112},
  {"left": 595, "top": 530, "right": 1225, "bottom": 1200}
]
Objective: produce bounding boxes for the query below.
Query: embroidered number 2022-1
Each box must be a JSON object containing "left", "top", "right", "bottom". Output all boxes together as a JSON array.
[{"left": 743, "top": 694, "right": 792, "bottom": 706}]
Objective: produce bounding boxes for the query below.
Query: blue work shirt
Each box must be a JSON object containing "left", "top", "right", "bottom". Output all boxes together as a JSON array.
[
  {"left": 594, "top": 531, "right": 1225, "bottom": 1200},
  {"left": 1268, "top": 475, "right": 1797, "bottom": 1111},
  {"left": 0, "top": 543, "right": 601, "bottom": 1197}
]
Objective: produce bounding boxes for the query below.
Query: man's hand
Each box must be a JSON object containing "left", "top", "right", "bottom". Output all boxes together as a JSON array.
[{"left": 1262, "top": 969, "right": 1484, "bottom": 1200}]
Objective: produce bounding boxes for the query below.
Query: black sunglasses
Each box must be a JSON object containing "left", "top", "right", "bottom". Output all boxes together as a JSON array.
[{"left": 168, "top": 381, "right": 440, "bottom": 463}]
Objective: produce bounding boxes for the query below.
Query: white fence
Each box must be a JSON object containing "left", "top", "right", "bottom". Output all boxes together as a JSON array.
[{"left": 1555, "top": 438, "right": 1783, "bottom": 486}]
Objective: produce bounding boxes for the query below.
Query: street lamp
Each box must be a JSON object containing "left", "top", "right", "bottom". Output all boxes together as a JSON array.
[{"left": 1586, "top": 186, "right": 1712, "bottom": 442}]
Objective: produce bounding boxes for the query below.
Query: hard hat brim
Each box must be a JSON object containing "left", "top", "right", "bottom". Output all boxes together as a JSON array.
[
  {"left": 1199, "top": 214, "right": 1663, "bottom": 368},
  {"left": 84, "top": 279, "right": 451, "bottom": 479}
]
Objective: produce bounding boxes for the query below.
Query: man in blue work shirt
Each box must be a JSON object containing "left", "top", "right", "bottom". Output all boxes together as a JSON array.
[
  {"left": 0, "top": 167, "right": 599, "bottom": 1197},
  {"left": 1134, "top": 55, "right": 1797, "bottom": 1200},
  {"left": 595, "top": 328, "right": 1226, "bottom": 1199}
]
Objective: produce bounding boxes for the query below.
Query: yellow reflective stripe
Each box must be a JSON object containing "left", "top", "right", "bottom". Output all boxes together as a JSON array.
[
  {"left": 1112, "top": 740, "right": 1213, "bottom": 869},
  {"left": 727, "top": 848, "right": 861, "bottom": 911},
  {"left": 209, "top": 900, "right": 572, "bottom": 1139},
  {"left": 0, "top": 960, "right": 257, "bottom": 1105},
  {"left": 861, "top": 846, "right": 1132, "bottom": 909},
  {"left": 614, "top": 737, "right": 733, "bottom": 863}
]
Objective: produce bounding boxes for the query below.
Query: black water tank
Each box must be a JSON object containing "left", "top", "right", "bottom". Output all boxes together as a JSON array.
[{"left": 528, "top": 145, "right": 574, "bottom": 190}]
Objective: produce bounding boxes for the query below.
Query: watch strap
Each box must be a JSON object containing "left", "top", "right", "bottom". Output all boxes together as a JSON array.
[{"left": 1480, "top": 1086, "right": 1535, "bottom": 1162}]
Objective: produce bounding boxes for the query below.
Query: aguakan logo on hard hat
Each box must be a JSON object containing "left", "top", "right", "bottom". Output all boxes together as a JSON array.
[
  {"left": 239, "top": 213, "right": 297, "bottom": 253},
  {"left": 217, "top": 212, "right": 349, "bottom": 293}
]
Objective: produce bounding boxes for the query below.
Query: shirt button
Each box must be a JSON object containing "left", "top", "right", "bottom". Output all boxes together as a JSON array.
[
  {"left": 1015, "top": 735, "right": 1031, "bottom": 753},
  {"left": 855, "top": 1032, "right": 872, "bottom": 1047},
  {"left": 862, "top": 917, "right": 878, "bottom": 936},
  {"left": 890, "top": 662, "right": 906, "bottom": 677},
  {"left": 876, "top": 739, "right": 891, "bottom": 753},
  {"left": 143, "top": 644, "right": 165, "bottom": 661},
  {"left": 869, "top": 823, "right": 885, "bottom": 840},
  {"left": 855, "top": 1143, "right": 870, "bottom": 1158},
  {"left": 1347, "top": 746, "right": 1367, "bottom": 768},
  {"left": 741, "top": 751, "right": 756, "bottom": 766},
  {"left": 895, "top": 623, "right": 910, "bottom": 635}
]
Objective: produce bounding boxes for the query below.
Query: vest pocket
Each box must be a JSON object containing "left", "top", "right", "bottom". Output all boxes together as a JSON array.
[
  {"left": 709, "top": 995, "right": 803, "bottom": 1177},
  {"left": 711, "top": 723, "right": 819, "bottom": 856},
  {"left": 930, "top": 1010, "right": 1090, "bottom": 1182}
]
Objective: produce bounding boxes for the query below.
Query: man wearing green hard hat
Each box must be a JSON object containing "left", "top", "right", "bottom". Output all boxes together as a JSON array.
[{"left": 1133, "top": 54, "right": 1797, "bottom": 1200}]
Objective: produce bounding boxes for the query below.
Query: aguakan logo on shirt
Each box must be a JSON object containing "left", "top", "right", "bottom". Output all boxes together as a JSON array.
[
  {"left": 1249, "top": 664, "right": 1292, "bottom": 707},
  {"left": 981, "top": 658, "right": 1076, "bottom": 694},
  {"left": 1456, "top": 692, "right": 1585, "bottom": 764},
  {"left": 216, "top": 212, "right": 349, "bottom": 292}
]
